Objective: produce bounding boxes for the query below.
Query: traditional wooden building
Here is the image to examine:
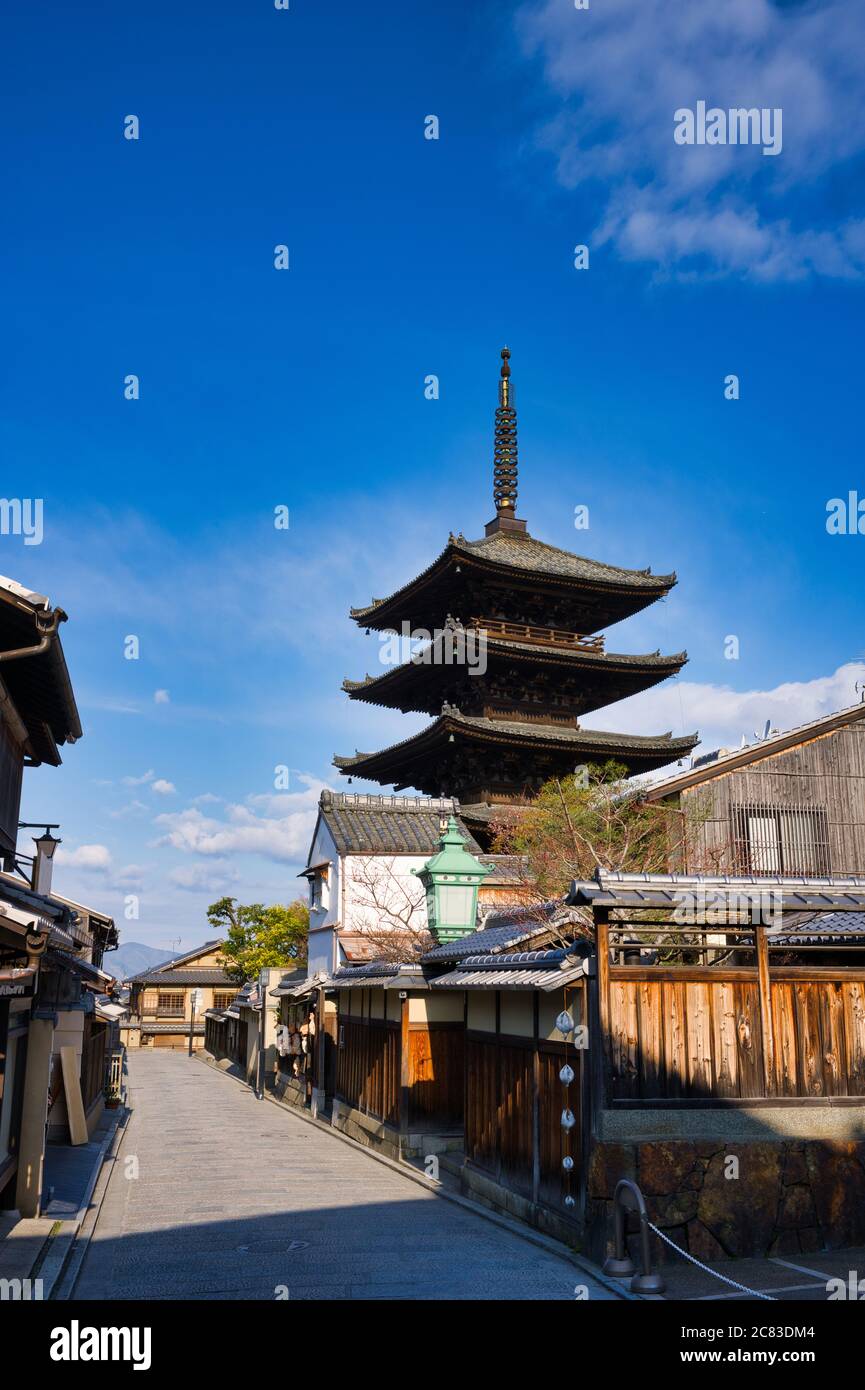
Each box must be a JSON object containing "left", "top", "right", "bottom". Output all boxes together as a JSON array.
[
  {"left": 125, "top": 941, "right": 235, "bottom": 1050},
  {"left": 302, "top": 788, "right": 528, "bottom": 975},
  {"left": 336, "top": 349, "right": 697, "bottom": 839},
  {"left": 319, "top": 894, "right": 588, "bottom": 1166},
  {"left": 645, "top": 699, "right": 865, "bottom": 877},
  {"left": 570, "top": 870, "right": 865, "bottom": 1265},
  {"left": 317, "top": 867, "right": 865, "bottom": 1262},
  {"left": 0, "top": 574, "right": 120, "bottom": 1217}
]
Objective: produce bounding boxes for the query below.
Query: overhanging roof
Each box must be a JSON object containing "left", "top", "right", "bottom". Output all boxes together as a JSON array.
[
  {"left": 431, "top": 946, "right": 589, "bottom": 991},
  {"left": 343, "top": 640, "right": 688, "bottom": 717},
  {"left": 128, "top": 939, "right": 224, "bottom": 982},
  {"left": 0, "top": 573, "right": 82, "bottom": 761},
  {"left": 313, "top": 790, "right": 481, "bottom": 855},
  {"left": 568, "top": 869, "right": 865, "bottom": 913},
  {"left": 131, "top": 967, "right": 233, "bottom": 986},
  {"left": 350, "top": 531, "right": 675, "bottom": 633},
  {"left": 335, "top": 711, "right": 698, "bottom": 788}
]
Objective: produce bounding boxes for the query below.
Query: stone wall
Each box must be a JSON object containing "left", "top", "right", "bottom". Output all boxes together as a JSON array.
[{"left": 587, "top": 1138, "right": 865, "bottom": 1264}]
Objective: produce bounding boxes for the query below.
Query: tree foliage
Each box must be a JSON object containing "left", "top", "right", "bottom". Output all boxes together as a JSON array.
[
  {"left": 207, "top": 897, "right": 309, "bottom": 984},
  {"left": 490, "top": 761, "right": 710, "bottom": 903}
]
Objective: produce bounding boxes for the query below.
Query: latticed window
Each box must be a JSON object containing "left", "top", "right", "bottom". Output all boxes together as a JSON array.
[
  {"left": 157, "top": 992, "right": 185, "bottom": 1016},
  {"left": 213, "top": 992, "right": 235, "bottom": 1010},
  {"left": 730, "top": 802, "right": 831, "bottom": 876}
]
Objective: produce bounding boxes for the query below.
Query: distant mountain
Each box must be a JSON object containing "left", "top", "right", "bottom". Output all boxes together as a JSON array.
[{"left": 107, "top": 942, "right": 180, "bottom": 982}]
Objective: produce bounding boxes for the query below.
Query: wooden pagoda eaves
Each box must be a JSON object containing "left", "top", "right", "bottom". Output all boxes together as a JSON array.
[
  {"left": 334, "top": 711, "right": 699, "bottom": 796},
  {"left": 342, "top": 641, "right": 689, "bottom": 718},
  {"left": 349, "top": 530, "right": 677, "bottom": 636}
]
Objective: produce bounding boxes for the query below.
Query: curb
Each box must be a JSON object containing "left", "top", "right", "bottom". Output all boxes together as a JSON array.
[
  {"left": 52, "top": 1111, "right": 132, "bottom": 1300},
  {"left": 34, "top": 1110, "right": 125, "bottom": 1300},
  {"left": 194, "top": 1050, "right": 634, "bottom": 1301}
]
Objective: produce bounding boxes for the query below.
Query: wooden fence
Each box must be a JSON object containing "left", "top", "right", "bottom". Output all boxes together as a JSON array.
[
  {"left": 597, "top": 916, "right": 865, "bottom": 1104},
  {"left": 405, "top": 1022, "right": 464, "bottom": 1130},
  {"left": 336, "top": 1016, "right": 399, "bottom": 1125},
  {"left": 465, "top": 1007, "right": 583, "bottom": 1210}
]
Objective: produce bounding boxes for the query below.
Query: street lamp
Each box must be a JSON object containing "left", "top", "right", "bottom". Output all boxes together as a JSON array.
[
  {"left": 19, "top": 823, "right": 61, "bottom": 895},
  {"left": 413, "top": 816, "right": 491, "bottom": 943},
  {"left": 188, "top": 988, "right": 202, "bottom": 1056}
]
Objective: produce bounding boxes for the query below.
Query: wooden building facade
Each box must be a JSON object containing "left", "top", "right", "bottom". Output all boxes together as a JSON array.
[
  {"left": 310, "top": 877, "right": 865, "bottom": 1260},
  {"left": 646, "top": 701, "right": 865, "bottom": 879},
  {"left": 125, "top": 941, "right": 235, "bottom": 1050}
]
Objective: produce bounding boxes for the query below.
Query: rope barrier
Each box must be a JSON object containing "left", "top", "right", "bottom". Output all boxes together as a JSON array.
[{"left": 646, "top": 1221, "right": 777, "bottom": 1301}]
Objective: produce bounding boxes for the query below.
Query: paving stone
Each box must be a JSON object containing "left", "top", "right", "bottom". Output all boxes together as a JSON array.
[{"left": 73, "top": 1051, "right": 616, "bottom": 1302}]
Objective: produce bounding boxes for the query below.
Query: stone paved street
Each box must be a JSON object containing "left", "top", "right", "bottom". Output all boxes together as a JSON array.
[{"left": 73, "top": 1051, "right": 617, "bottom": 1300}]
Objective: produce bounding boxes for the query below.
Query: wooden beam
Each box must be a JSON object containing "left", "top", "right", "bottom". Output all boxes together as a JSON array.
[
  {"left": 399, "top": 993, "right": 410, "bottom": 1135},
  {"left": 531, "top": 991, "right": 540, "bottom": 1206},
  {"left": 595, "top": 906, "right": 612, "bottom": 1113},
  {"left": 755, "top": 924, "right": 775, "bottom": 1096}
]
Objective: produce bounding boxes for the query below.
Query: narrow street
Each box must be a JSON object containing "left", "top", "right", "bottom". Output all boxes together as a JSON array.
[{"left": 71, "top": 1052, "right": 616, "bottom": 1301}]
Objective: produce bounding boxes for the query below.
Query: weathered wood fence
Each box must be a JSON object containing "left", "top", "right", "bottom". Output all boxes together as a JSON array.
[{"left": 597, "top": 915, "right": 865, "bottom": 1104}]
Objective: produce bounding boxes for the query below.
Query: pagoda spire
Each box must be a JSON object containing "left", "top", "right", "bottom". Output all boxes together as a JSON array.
[{"left": 486, "top": 346, "right": 527, "bottom": 537}]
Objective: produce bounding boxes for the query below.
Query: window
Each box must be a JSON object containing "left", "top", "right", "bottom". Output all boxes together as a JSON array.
[
  {"left": 213, "top": 992, "right": 235, "bottom": 1010},
  {"left": 731, "top": 802, "right": 830, "bottom": 876},
  {"left": 157, "top": 992, "right": 185, "bottom": 1017}
]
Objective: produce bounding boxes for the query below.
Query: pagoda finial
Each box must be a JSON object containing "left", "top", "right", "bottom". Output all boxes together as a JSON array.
[{"left": 486, "top": 346, "right": 527, "bottom": 536}]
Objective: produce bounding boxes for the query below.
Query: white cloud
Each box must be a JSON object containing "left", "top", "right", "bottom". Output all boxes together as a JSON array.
[
  {"left": 154, "top": 774, "right": 328, "bottom": 865},
  {"left": 151, "top": 779, "right": 177, "bottom": 796},
  {"left": 109, "top": 799, "right": 149, "bottom": 820},
  {"left": 55, "top": 843, "right": 112, "bottom": 872},
  {"left": 123, "top": 769, "right": 155, "bottom": 787},
  {"left": 518, "top": 0, "right": 865, "bottom": 280},
  {"left": 154, "top": 689, "right": 170, "bottom": 704},
  {"left": 592, "top": 662, "right": 865, "bottom": 765},
  {"left": 169, "top": 862, "right": 240, "bottom": 893},
  {"left": 115, "top": 864, "right": 145, "bottom": 887}
]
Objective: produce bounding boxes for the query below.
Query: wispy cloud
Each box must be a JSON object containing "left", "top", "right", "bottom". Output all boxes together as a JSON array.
[
  {"left": 594, "top": 661, "right": 865, "bottom": 760},
  {"left": 153, "top": 773, "right": 329, "bottom": 865},
  {"left": 518, "top": 0, "right": 865, "bottom": 280}
]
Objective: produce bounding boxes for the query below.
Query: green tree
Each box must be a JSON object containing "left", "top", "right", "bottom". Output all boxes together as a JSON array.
[
  {"left": 207, "top": 897, "right": 309, "bottom": 984},
  {"left": 491, "top": 761, "right": 703, "bottom": 901}
]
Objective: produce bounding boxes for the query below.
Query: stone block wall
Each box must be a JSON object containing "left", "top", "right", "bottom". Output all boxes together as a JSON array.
[{"left": 587, "top": 1138, "right": 865, "bottom": 1264}]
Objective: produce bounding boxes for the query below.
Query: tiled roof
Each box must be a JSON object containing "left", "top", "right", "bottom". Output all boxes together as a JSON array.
[
  {"left": 343, "top": 642, "right": 688, "bottom": 705},
  {"left": 350, "top": 531, "right": 674, "bottom": 620},
  {"left": 422, "top": 902, "right": 585, "bottom": 963},
  {"left": 569, "top": 870, "right": 865, "bottom": 913},
  {"left": 317, "top": 790, "right": 481, "bottom": 855},
  {"left": 335, "top": 713, "right": 698, "bottom": 772},
  {"left": 130, "top": 967, "right": 233, "bottom": 986},
  {"left": 331, "top": 961, "right": 401, "bottom": 981},
  {"left": 431, "top": 944, "right": 589, "bottom": 991},
  {"left": 128, "top": 940, "right": 224, "bottom": 982},
  {"left": 456, "top": 530, "right": 673, "bottom": 587},
  {"left": 138, "top": 1022, "right": 205, "bottom": 1035},
  {"left": 769, "top": 911, "right": 865, "bottom": 944}
]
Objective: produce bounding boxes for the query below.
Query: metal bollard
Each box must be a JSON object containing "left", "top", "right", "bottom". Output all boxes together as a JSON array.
[{"left": 602, "top": 1178, "right": 665, "bottom": 1295}]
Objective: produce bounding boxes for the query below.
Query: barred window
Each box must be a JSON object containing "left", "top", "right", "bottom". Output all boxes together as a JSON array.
[
  {"left": 730, "top": 802, "right": 831, "bottom": 876},
  {"left": 157, "top": 992, "right": 185, "bottom": 1014},
  {"left": 213, "top": 992, "right": 235, "bottom": 1010}
]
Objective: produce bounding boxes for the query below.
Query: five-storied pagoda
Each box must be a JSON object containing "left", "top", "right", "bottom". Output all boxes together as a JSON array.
[{"left": 336, "top": 349, "right": 698, "bottom": 844}]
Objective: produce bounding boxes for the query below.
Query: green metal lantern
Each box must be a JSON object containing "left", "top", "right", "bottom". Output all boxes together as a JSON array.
[{"left": 414, "top": 816, "right": 492, "bottom": 943}]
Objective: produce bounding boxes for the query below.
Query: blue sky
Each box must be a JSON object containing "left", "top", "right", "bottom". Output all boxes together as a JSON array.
[{"left": 2, "top": 0, "right": 864, "bottom": 950}]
